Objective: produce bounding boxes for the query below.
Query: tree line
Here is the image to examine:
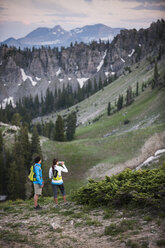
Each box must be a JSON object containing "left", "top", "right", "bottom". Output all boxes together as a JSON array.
[
  {"left": 0, "top": 126, "right": 42, "bottom": 200},
  {"left": 34, "top": 112, "right": 77, "bottom": 142},
  {"left": 0, "top": 75, "right": 115, "bottom": 128},
  {"left": 107, "top": 62, "right": 164, "bottom": 116}
]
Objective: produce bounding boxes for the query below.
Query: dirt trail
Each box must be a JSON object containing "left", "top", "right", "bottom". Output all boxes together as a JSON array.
[{"left": 88, "top": 131, "right": 165, "bottom": 179}]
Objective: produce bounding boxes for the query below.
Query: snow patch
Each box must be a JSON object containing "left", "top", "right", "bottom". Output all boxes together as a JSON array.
[
  {"left": 139, "top": 44, "right": 141, "bottom": 47},
  {"left": 20, "top": 68, "right": 37, "bottom": 86},
  {"left": 97, "top": 50, "right": 107, "bottom": 72},
  {"left": 0, "top": 61, "right": 2, "bottom": 66},
  {"left": 59, "top": 79, "right": 63, "bottom": 82},
  {"left": 68, "top": 78, "right": 72, "bottom": 81},
  {"left": 120, "top": 57, "right": 125, "bottom": 63},
  {"left": 48, "top": 81, "right": 51, "bottom": 84},
  {"left": 101, "top": 35, "right": 114, "bottom": 41},
  {"left": 0, "top": 97, "right": 16, "bottom": 109},
  {"left": 77, "top": 78, "right": 89, "bottom": 88},
  {"left": 56, "top": 68, "right": 61, "bottom": 76},
  {"left": 135, "top": 148, "right": 165, "bottom": 170},
  {"left": 36, "top": 77, "right": 41, "bottom": 81},
  {"left": 32, "top": 40, "right": 60, "bottom": 45},
  {"left": 74, "top": 28, "right": 83, "bottom": 34},
  {"left": 128, "top": 49, "right": 135, "bottom": 57},
  {"left": 155, "top": 149, "right": 165, "bottom": 156},
  {"left": 52, "top": 32, "right": 56, "bottom": 35},
  {"left": 105, "top": 72, "right": 110, "bottom": 77}
]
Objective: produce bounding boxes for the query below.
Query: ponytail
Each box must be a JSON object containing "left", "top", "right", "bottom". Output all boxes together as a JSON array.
[{"left": 52, "top": 158, "right": 58, "bottom": 176}]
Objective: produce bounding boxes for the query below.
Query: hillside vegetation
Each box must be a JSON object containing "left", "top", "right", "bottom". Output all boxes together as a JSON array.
[
  {"left": 0, "top": 56, "right": 165, "bottom": 248},
  {"left": 34, "top": 57, "right": 165, "bottom": 127},
  {"left": 39, "top": 58, "right": 165, "bottom": 195}
]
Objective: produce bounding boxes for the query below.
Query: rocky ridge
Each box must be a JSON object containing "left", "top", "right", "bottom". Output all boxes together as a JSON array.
[{"left": 0, "top": 19, "right": 164, "bottom": 106}]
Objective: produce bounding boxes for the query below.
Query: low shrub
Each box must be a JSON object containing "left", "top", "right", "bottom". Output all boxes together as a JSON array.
[{"left": 73, "top": 163, "right": 165, "bottom": 208}]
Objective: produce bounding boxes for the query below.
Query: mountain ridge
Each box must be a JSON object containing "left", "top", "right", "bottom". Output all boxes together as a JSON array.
[
  {"left": 0, "top": 19, "right": 164, "bottom": 110},
  {"left": 1, "top": 23, "right": 123, "bottom": 49}
]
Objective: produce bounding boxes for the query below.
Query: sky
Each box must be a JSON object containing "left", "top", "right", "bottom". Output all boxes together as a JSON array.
[{"left": 0, "top": 0, "right": 165, "bottom": 42}]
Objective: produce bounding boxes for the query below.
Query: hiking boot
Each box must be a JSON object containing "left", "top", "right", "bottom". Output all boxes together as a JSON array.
[
  {"left": 54, "top": 204, "right": 59, "bottom": 208},
  {"left": 34, "top": 205, "right": 42, "bottom": 210},
  {"left": 64, "top": 202, "right": 69, "bottom": 206}
]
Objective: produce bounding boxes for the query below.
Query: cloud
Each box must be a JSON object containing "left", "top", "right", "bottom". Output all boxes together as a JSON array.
[
  {"left": 120, "top": 0, "right": 165, "bottom": 3},
  {"left": 121, "top": 17, "right": 158, "bottom": 23},
  {"left": 46, "top": 12, "right": 87, "bottom": 18},
  {"left": 132, "top": 4, "right": 165, "bottom": 11}
]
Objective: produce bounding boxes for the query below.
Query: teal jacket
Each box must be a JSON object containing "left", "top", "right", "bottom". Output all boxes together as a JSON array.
[{"left": 33, "top": 163, "right": 43, "bottom": 186}]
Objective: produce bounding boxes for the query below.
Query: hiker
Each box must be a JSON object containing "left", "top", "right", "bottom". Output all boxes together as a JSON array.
[
  {"left": 33, "top": 156, "right": 44, "bottom": 210},
  {"left": 49, "top": 158, "right": 68, "bottom": 206}
]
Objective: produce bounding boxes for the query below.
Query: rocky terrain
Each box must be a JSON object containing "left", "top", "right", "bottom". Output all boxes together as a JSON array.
[
  {"left": 0, "top": 199, "right": 164, "bottom": 248},
  {"left": 0, "top": 19, "right": 164, "bottom": 107}
]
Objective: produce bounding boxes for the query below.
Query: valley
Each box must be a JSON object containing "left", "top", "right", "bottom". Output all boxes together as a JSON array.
[{"left": 0, "top": 19, "right": 165, "bottom": 248}]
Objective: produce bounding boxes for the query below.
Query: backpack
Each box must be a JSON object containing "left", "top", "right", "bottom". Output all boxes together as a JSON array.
[{"left": 28, "top": 165, "right": 36, "bottom": 182}]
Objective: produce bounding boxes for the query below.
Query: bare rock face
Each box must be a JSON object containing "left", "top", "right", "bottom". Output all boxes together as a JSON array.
[{"left": 0, "top": 19, "right": 165, "bottom": 106}]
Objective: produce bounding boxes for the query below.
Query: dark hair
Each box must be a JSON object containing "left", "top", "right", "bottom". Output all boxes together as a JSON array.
[
  {"left": 52, "top": 158, "right": 58, "bottom": 177},
  {"left": 53, "top": 158, "right": 58, "bottom": 166},
  {"left": 35, "top": 156, "right": 41, "bottom": 164}
]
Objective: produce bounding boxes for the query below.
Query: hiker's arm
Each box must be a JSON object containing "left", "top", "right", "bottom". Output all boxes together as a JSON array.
[{"left": 60, "top": 163, "right": 68, "bottom": 173}]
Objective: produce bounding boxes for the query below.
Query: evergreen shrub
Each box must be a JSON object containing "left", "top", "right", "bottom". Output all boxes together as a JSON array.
[{"left": 73, "top": 163, "right": 165, "bottom": 208}]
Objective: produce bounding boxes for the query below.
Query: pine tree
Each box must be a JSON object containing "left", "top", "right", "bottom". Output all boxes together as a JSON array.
[
  {"left": 152, "top": 62, "right": 159, "bottom": 89},
  {"left": 117, "top": 95, "right": 123, "bottom": 111},
  {"left": 142, "top": 82, "right": 144, "bottom": 92},
  {"left": 98, "top": 77, "right": 103, "bottom": 90},
  {"left": 54, "top": 115, "right": 65, "bottom": 141},
  {"left": 13, "top": 140, "right": 26, "bottom": 199},
  {"left": 126, "top": 86, "right": 134, "bottom": 106},
  {"left": 8, "top": 160, "right": 20, "bottom": 200},
  {"left": 18, "top": 127, "right": 31, "bottom": 171},
  {"left": 94, "top": 78, "right": 98, "bottom": 93},
  {"left": 136, "top": 82, "right": 139, "bottom": 96},
  {"left": 66, "top": 112, "right": 77, "bottom": 141},
  {"left": 31, "top": 126, "right": 42, "bottom": 157},
  {"left": 107, "top": 102, "right": 111, "bottom": 116},
  {"left": 0, "top": 130, "right": 4, "bottom": 194},
  {"left": 11, "top": 113, "right": 22, "bottom": 126}
]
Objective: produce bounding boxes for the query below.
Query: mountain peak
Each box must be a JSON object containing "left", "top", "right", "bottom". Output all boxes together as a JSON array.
[{"left": 51, "top": 25, "right": 66, "bottom": 32}]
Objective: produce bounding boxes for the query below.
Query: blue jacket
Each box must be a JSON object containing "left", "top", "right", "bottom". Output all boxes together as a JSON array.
[{"left": 33, "top": 163, "right": 43, "bottom": 186}]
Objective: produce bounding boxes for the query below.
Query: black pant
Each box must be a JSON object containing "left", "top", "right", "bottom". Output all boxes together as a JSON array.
[{"left": 52, "top": 184, "right": 65, "bottom": 198}]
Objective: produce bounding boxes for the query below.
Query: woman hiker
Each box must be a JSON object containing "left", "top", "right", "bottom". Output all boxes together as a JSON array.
[{"left": 49, "top": 158, "right": 68, "bottom": 207}]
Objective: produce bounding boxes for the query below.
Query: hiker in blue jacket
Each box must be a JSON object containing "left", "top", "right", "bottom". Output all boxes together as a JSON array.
[{"left": 33, "top": 156, "right": 44, "bottom": 210}]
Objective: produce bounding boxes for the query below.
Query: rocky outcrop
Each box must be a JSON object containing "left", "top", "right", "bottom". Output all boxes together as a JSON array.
[{"left": 0, "top": 19, "right": 164, "bottom": 106}]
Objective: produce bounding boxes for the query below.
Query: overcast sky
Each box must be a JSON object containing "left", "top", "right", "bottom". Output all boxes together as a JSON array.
[{"left": 0, "top": 0, "right": 165, "bottom": 41}]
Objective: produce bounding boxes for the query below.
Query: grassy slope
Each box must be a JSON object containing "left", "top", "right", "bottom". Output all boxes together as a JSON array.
[
  {"left": 42, "top": 86, "right": 165, "bottom": 194},
  {"left": 34, "top": 58, "right": 161, "bottom": 126},
  {"left": 1, "top": 58, "right": 165, "bottom": 195},
  {"left": 41, "top": 58, "right": 165, "bottom": 194}
]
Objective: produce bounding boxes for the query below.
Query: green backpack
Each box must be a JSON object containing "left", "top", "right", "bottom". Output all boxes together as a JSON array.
[{"left": 28, "top": 165, "right": 36, "bottom": 182}]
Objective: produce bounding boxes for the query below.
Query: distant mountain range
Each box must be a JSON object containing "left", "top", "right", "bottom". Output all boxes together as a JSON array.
[{"left": 1, "top": 24, "right": 123, "bottom": 49}]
